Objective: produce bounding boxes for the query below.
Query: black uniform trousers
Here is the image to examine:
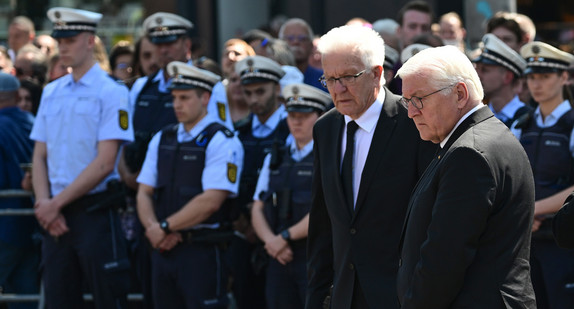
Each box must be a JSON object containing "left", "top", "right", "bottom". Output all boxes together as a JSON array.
[{"left": 41, "top": 196, "right": 130, "bottom": 309}]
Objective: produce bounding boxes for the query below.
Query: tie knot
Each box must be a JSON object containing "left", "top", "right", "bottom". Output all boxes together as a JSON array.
[{"left": 347, "top": 121, "right": 359, "bottom": 135}]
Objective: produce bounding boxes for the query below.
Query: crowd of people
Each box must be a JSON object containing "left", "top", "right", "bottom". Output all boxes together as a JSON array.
[{"left": 1, "top": 1, "right": 574, "bottom": 309}]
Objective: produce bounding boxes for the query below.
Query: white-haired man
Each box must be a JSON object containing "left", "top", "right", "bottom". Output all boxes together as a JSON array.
[
  {"left": 396, "top": 45, "right": 536, "bottom": 308},
  {"left": 306, "top": 25, "right": 434, "bottom": 309}
]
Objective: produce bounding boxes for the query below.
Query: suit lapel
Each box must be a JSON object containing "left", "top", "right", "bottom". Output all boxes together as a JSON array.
[{"left": 352, "top": 89, "right": 399, "bottom": 221}]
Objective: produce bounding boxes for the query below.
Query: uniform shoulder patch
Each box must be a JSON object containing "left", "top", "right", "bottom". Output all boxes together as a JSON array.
[
  {"left": 217, "top": 102, "right": 227, "bottom": 121},
  {"left": 119, "top": 110, "right": 129, "bottom": 130},
  {"left": 227, "top": 163, "right": 237, "bottom": 183}
]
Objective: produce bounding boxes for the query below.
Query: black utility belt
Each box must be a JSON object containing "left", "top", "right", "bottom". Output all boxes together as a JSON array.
[
  {"left": 62, "top": 191, "right": 110, "bottom": 215},
  {"left": 62, "top": 181, "right": 124, "bottom": 215},
  {"left": 179, "top": 228, "right": 234, "bottom": 245}
]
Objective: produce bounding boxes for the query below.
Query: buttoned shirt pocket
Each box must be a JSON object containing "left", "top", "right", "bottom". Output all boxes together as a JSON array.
[{"left": 73, "top": 97, "right": 101, "bottom": 139}]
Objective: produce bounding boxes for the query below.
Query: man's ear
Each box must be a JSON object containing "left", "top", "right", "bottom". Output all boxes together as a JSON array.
[{"left": 455, "top": 82, "right": 470, "bottom": 108}]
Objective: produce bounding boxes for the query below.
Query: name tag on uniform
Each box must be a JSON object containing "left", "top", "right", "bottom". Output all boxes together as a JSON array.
[
  {"left": 138, "top": 101, "right": 150, "bottom": 107},
  {"left": 270, "top": 170, "right": 280, "bottom": 175},
  {"left": 297, "top": 170, "right": 312, "bottom": 177},
  {"left": 164, "top": 102, "right": 173, "bottom": 108},
  {"left": 263, "top": 147, "right": 272, "bottom": 154},
  {"left": 545, "top": 140, "right": 561, "bottom": 147},
  {"left": 183, "top": 155, "right": 197, "bottom": 161}
]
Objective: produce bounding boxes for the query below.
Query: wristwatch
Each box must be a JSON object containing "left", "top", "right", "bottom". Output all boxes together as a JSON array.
[
  {"left": 280, "top": 229, "right": 291, "bottom": 241},
  {"left": 159, "top": 220, "right": 171, "bottom": 234}
]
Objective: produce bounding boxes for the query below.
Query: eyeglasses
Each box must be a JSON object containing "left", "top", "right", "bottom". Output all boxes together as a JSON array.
[
  {"left": 400, "top": 84, "right": 456, "bottom": 109},
  {"left": 319, "top": 70, "right": 366, "bottom": 88},
  {"left": 283, "top": 35, "right": 310, "bottom": 43}
]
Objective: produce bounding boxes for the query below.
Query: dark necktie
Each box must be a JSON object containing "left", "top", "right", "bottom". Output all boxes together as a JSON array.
[{"left": 342, "top": 121, "right": 359, "bottom": 210}]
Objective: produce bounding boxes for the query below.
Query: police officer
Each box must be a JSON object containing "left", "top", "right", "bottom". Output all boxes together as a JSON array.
[
  {"left": 125, "top": 13, "right": 232, "bottom": 179},
  {"left": 474, "top": 33, "right": 530, "bottom": 127},
  {"left": 229, "top": 55, "right": 289, "bottom": 309},
  {"left": 251, "top": 83, "right": 330, "bottom": 309},
  {"left": 136, "top": 61, "right": 243, "bottom": 309},
  {"left": 512, "top": 42, "right": 574, "bottom": 309},
  {"left": 31, "top": 7, "right": 134, "bottom": 308}
]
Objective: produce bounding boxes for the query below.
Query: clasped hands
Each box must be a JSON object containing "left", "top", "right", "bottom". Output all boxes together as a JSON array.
[
  {"left": 145, "top": 220, "right": 182, "bottom": 252},
  {"left": 34, "top": 198, "right": 68, "bottom": 237},
  {"left": 265, "top": 234, "right": 293, "bottom": 265}
]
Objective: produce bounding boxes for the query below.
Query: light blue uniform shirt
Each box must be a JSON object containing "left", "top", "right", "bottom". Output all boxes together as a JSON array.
[
  {"left": 511, "top": 100, "right": 574, "bottom": 157},
  {"left": 253, "top": 139, "right": 314, "bottom": 201},
  {"left": 488, "top": 95, "right": 526, "bottom": 123},
  {"left": 137, "top": 115, "right": 244, "bottom": 196},
  {"left": 129, "top": 62, "right": 233, "bottom": 129},
  {"left": 30, "top": 64, "right": 134, "bottom": 196},
  {"left": 252, "top": 105, "right": 287, "bottom": 138}
]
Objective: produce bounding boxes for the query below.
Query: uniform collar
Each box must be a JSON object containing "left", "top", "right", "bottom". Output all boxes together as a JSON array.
[
  {"left": 534, "top": 100, "right": 571, "bottom": 127},
  {"left": 488, "top": 95, "right": 525, "bottom": 121},
  {"left": 252, "top": 104, "right": 286, "bottom": 131}
]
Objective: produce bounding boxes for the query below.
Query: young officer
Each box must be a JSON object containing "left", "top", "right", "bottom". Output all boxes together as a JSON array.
[
  {"left": 31, "top": 7, "right": 134, "bottom": 309},
  {"left": 512, "top": 41, "right": 574, "bottom": 309},
  {"left": 136, "top": 61, "right": 243, "bottom": 308},
  {"left": 251, "top": 83, "right": 330, "bottom": 309},
  {"left": 473, "top": 33, "right": 530, "bottom": 127},
  {"left": 230, "top": 55, "right": 288, "bottom": 309}
]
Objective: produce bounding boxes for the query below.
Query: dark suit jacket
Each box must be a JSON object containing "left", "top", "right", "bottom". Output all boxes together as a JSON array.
[
  {"left": 306, "top": 88, "right": 434, "bottom": 309},
  {"left": 553, "top": 192, "right": 574, "bottom": 249},
  {"left": 397, "top": 107, "right": 536, "bottom": 309}
]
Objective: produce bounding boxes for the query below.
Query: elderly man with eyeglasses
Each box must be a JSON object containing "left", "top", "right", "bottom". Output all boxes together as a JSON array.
[
  {"left": 306, "top": 25, "right": 435, "bottom": 309},
  {"left": 396, "top": 45, "right": 536, "bottom": 309}
]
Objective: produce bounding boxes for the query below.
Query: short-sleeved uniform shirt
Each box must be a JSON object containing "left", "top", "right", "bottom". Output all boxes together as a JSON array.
[
  {"left": 137, "top": 115, "right": 244, "bottom": 196},
  {"left": 30, "top": 63, "right": 134, "bottom": 196}
]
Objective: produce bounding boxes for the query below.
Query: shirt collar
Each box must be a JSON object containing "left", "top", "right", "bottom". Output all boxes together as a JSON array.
[
  {"left": 440, "top": 104, "right": 485, "bottom": 148},
  {"left": 344, "top": 90, "right": 386, "bottom": 133},
  {"left": 289, "top": 139, "right": 314, "bottom": 162},
  {"left": 488, "top": 95, "right": 525, "bottom": 120},
  {"left": 534, "top": 100, "right": 571, "bottom": 128},
  {"left": 64, "top": 63, "right": 101, "bottom": 87},
  {"left": 176, "top": 114, "right": 215, "bottom": 143},
  {"left": 252, "top": 104, "right": 286, "bottom": 131}
]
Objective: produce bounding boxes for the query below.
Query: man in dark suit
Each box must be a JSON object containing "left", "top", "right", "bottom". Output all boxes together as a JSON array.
[
  {"left": 306, "top": 25, "right": 434, "bottom": 309},
  {"left": 554, "top": 192, "right": 574, "bottom": 249},
  {"left": 396, "top": 45, "right": 536, "bottom": 308}
]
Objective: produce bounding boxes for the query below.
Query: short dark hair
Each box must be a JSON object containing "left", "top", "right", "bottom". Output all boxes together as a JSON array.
[
  {"left": 109, "top": 40, "right": 134, "bottom": 71},
  {"left": 486, "top": 12, "right": 524, "bottom": 44},
  {"left": 397, "top": 1, "right": 434, "bottom": 26}
]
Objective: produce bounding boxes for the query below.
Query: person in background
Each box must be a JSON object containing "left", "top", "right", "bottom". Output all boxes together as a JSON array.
[
  {"left": 243, "top": 29, "right": 274, "bottom": 56},
  {"left": 279, "top": 18, "right": 325, "bottom": 91},
  {"left": 389, "top": 0, "right": 434, "bottom": 95},
  {"left": 473, "top": 33, "right": 530, "bottom": 127},
  {"left": 512, "top": 41, "right": 574, "bottom": 309},
  {"left": 372, "top": 18, "right": 400, "bottom": 51},
  {"left": 231, "top": 55, "right": 289, "bottom": 309},
  {"left": 31, "top": 7, "right": 133, "bottom": 308},
  {"left": 132, "top": 35, "right": 158, "bottom": 78},
  {"left": 8, "top": 16, "right": 35, "bottom": 62},
  {"left": 14, "top": 45, "right": 47, "bottom": 85},
  {"left": 93, "top": 35, "right": 110, "bottom": 73},
  {"left": 0, "top": 72, "right": 38, "bottom": 309},
  {"left": 0, "top": 46, "right": 15, "bottom": 75},
  {"left": 33, "top": 34, "right": 58, "bottom": 58},
  {"left": 486, "top": 12, "right": 526, "bottom": 52},
  {"left": 252, "top": 83, "right": 330, "bottom": 309},
  {"left": 220, "top": 38, "right": 255, "bottom": 78},
  {"left": 438, "top": 12, "right": 467, "bottom": 54},
  {"left": 109, "top": 40, "right": 135, "bottom": 86},
  {"left": 17, "top": 78, "right": 42, "bottom": 116},
  {"left": 46, "top": 53, "right": 69, "bottom": 82}
]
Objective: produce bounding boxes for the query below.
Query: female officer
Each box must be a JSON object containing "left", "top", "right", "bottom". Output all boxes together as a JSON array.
[
  {"left": 251, "top": 83, "right": 331, "bottom": 309},
  {"left": 512, "top": 41, "right": 574, "bottom": 309}
]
